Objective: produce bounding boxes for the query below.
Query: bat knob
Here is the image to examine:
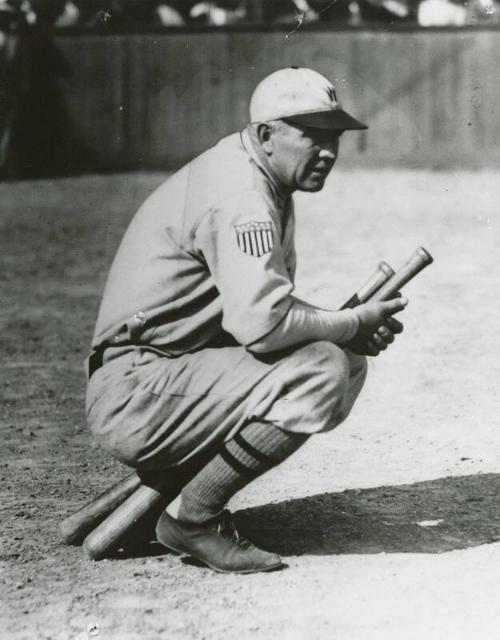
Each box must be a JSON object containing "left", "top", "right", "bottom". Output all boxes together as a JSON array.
[{"left": 416, "top": 246, "right": 433, "bottom": 265}]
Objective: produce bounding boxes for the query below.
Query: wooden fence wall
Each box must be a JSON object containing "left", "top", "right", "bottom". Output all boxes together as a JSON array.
[{"left": 53, "top": 28, "right": 500, "bottom": 170}]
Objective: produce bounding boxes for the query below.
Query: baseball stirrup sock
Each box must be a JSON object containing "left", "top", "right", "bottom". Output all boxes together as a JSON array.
[{"left": 177, "top": 421, "right": 308, "bottom": 524}]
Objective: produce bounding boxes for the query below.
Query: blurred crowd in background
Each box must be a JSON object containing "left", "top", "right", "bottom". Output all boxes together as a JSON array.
[
  {"left": 0, "top": 0, "right": 498, "bottom": 177},
  {"left": 0, "top": 0, "right": 498, "bottom": 30}
]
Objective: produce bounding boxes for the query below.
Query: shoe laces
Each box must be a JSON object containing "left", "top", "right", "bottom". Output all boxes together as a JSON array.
[{"left": 216, "top": 509, "right": 252, "bottom": 549}]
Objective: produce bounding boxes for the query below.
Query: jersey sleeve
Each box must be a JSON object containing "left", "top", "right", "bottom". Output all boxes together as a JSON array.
[
  {"left": 247, "top": 300, "right": 359, "bottom": 354},
  {"left": 193, "top": 191, "right": 294, "bottom": 346}
]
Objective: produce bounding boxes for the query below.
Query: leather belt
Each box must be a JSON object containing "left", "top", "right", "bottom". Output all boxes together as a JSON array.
[{"left": 87, "top": 349, "right": 104, "bottom": 380}]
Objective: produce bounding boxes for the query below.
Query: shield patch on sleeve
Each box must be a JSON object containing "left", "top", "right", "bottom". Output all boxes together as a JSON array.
[{"left": 234, "top": 221, "right": 274, "bottom": 258}]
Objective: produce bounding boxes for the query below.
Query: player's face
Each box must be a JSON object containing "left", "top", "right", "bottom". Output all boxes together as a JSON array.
[{"left": 270, "top": 121, "right": 342, "bottom": 192}]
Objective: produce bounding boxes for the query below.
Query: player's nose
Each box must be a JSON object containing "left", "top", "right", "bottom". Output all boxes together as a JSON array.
[
  {"left": 319, "top": 131, "right": 341, "bottom": 159},
  {"left": 318, "top": 147, "right": 336, "bottom": 160},
  {"left": 318, "top": 137, "right": 339, "bottom": 159}
]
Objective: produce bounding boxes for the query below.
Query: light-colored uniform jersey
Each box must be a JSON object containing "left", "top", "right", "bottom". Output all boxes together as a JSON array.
[
  {"left": 92, "top": 130, "right": 297, "bottom": 356},
  {"left": 87, "top": 130, "right": 367, "bottom": 470}
]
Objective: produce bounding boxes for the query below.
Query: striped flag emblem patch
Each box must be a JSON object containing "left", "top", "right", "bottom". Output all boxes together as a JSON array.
[{"left": 234, "top": 221, "right": 274, "bottom": 258}]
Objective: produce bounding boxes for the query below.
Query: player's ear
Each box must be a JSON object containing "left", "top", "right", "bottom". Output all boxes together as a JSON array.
[{"left": 256, "top": 123, "right": 273, "bottom": 154}]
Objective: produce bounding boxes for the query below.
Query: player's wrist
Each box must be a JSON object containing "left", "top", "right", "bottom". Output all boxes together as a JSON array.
[{"left": 334, "top": 308, "right": 360, "bottom": 344}]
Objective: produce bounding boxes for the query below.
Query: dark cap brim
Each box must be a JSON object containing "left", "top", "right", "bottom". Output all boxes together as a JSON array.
[{"left": 285, "top": 109, "right": 368, "bottom": 131}]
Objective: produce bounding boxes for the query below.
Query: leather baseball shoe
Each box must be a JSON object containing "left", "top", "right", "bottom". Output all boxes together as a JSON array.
[{"left": 155, "top": 509, "right": 283, "bottom": 574}]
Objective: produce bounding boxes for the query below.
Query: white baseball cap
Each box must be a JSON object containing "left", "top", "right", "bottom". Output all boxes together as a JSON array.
[{"left": 249, "top": 67, "right": 367, "bottom": 131}]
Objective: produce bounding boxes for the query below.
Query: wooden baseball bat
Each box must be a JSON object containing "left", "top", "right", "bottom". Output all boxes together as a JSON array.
[
  {"left": 340, "top": 261, "right": 395, "bottom": 309},
  {"left": 59, "top": 471, "right": 141, "bottom": 545},
  {"left": 83, "top": 480, "right": 170, "bottom": 560},
  {"left": 82, "top": 449, "right": 216, "bottom": 560},
  {"left": 369, "top": 246, "right": 433, "bottom": 302}
]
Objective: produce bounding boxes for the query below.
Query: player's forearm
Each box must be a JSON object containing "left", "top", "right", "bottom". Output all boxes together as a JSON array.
[
  {"left": 289, "top": 294, "right": 329, "bottom": 311},
  {"left": 247, "top": 299, "right": 359, "bottom": 354}
]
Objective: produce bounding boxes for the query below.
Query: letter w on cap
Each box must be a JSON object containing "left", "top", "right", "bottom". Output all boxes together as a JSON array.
[
  {"left": 325, "top": 85, "right": 338, "bottom": 105},
  {"left": 235, "top": 221, "right": 274, "bottom": 257}
]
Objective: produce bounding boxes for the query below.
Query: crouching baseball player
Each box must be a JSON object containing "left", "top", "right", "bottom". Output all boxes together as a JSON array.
[{"left": 86, "top": 67, "right": 407, "bottom": 574}]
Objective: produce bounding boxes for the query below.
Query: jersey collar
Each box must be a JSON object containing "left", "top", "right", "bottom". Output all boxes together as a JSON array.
[{"left": 240, "top": 128, "right": 290, "bottom": 209}]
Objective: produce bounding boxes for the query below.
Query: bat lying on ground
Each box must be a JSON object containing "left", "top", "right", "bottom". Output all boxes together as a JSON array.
[
  {"left": 81, "top": 448, "right": 217, "bottom": 560},
  {"left": 59, "top": 472, "right": 141, "bottom": 545},
  {"left": 60, "top": 247, "right": 433, "bottom": 559},
  {"left": 82, "top": 479, "right": 170, "bottom": 560}
]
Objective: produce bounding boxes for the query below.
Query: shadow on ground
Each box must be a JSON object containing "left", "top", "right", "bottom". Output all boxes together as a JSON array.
[
  {"left": 232, "top": 473, "right": 500, "bottom": 556},
  {"left": 112, "top": 473, "right": 500, "bottom": 559}
]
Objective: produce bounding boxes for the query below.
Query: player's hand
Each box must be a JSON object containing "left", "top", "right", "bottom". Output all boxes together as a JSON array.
[{"left": 346, "top": 298, "right": 407, "bottom": 356}]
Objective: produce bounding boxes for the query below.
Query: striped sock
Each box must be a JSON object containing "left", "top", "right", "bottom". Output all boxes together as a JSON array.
[{"left": 177, "top": 422, "right": 308, "bottom": 524}]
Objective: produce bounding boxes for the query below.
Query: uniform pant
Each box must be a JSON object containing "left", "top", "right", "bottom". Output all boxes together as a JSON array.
[{"left": 86, "top": 342, "right": 367, "bottom": 471}]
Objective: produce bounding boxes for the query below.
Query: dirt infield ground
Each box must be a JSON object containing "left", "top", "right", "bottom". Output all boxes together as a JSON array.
[{"left": 1, "top": 169, "right": 499, "bottom": 640}]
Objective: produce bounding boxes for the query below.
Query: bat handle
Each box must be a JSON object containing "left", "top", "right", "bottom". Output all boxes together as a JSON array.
[
  {"left": 371, "top": 247, "right": 433, "bottom": 302},
  {"left": 340, "top": 261, "right": 395, "bottom": 309}
]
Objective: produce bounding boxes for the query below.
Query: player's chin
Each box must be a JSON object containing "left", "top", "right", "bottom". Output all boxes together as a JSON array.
[{"left": 299, "top": 173, "right": 329, "bottom": 192}]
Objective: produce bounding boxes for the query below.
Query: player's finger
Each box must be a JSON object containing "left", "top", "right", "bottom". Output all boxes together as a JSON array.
[
  {"left": 377, "top": 325, "right": 394, "bottom": 343},
  {"left": 380, "top": 297, "right": 408, "bottom": 316},
  {"left": 365, "top": 339, "right": 380, "bottom": 356},
  {"left": 371, "top": 332, "right": 388, "bottom": 350},
  {"left": 384, "top": 317, "right": 404, "bottom": 334}
]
